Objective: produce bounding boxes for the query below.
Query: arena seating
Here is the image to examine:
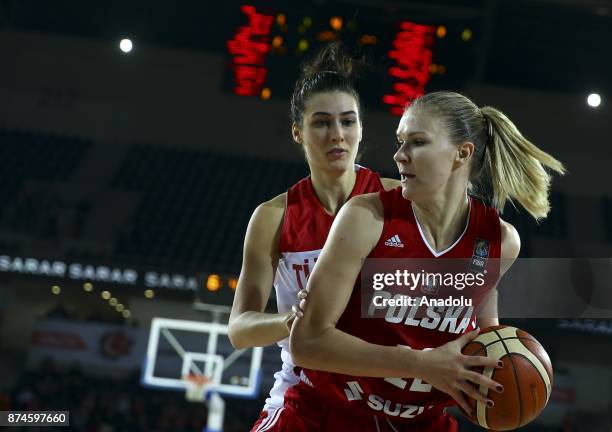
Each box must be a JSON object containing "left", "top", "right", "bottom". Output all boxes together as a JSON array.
[
  {"left": 0, "top": 128, "right": 90, "bottom": 216},
  {"left": 0, "top": 129, "right": 588, "bottom": 273},
  {"left": 110, "top": 145, "right": 307, "bottom": 273}
]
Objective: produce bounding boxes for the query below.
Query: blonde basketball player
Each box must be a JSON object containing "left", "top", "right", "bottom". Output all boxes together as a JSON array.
[{"left": 289, "top": 91, "right": 565, "bottom": 431}]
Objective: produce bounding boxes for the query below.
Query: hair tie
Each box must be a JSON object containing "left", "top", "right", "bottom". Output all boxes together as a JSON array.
[{"left": 483, "top": 114, "right": 493, "bottom": 142}]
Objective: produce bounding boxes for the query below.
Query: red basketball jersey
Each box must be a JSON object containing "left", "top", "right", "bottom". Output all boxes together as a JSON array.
[
  {"left": 280, "top": 165, "right": 385, "bottom": 254},
  {"left": 264, "top": 165, "right": 384, "bottom": 411},
  {"left": 301, "top": 187, "right": 502, "bottom": 423}
]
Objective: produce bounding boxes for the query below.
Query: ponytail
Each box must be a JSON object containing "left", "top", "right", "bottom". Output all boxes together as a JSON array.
[
  {"left": 410, "top": 91, "right": 565, "bottom": 220},
  {"left": 481, "top": 107, "right": 565, "bottom": 219}
]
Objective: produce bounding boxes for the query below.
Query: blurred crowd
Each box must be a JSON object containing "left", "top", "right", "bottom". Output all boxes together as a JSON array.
[
  {"left": 0, "top": 359, "right": 595, "bottom": 432},
  {"left": 4, "top": 358, "right": 207, "bottom": 432}
]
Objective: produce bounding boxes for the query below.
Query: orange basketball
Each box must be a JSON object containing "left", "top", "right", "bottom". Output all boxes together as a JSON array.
[{"left": 461, "top": 325, "right": 553, "bottom": 431}]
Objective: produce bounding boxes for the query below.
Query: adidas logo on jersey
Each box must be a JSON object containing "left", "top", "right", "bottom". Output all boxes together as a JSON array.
[{"left": 384, "top": 234, "right": 404, "bottom": 248}]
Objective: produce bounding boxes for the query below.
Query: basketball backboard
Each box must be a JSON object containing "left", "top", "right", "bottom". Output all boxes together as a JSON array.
[{"left": 142, "top": 317, "right": 263, "bottom": 399}]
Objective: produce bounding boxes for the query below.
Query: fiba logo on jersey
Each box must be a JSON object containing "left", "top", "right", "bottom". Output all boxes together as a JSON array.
[
  {"left": 474, "top": 239, "right": 489, "bottom": 258},
  {"left": 468, "top": 238, "right": 489, "bottom": 273}
]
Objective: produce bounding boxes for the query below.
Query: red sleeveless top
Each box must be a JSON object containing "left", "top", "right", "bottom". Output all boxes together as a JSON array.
[
  {"left": 265, "top": 166, "right": 384, "bottom": 411},
  {"left": 301, "top": 187, "right": 502, "bottom": 423},
  {"left": 280, "top": 165, "right": 384, "bottom": 253},
  {"left": 273, "top": 164, "right": 384, "bottom": 313}
]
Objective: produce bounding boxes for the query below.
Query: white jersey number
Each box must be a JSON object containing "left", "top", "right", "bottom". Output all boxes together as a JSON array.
[{"left": 384, "top": 344, "right": 433, "bottom": 393}]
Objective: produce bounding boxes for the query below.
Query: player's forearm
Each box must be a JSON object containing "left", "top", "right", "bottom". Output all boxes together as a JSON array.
[
  {"left": 290, "top": 325, "right": 424, "bottom": 378},
  {"left": 228, "top": 311, "right": 291, "bottom": 349}
]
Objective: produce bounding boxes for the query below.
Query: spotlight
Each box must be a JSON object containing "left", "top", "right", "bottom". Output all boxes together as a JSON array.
[
  {"left": 119, "top": 38, "right": 133, "bottom": 53},
  {"left": 587, "top": 93, "right": 602, "bottom": 108},
  {"left": 228, "top": 277, "right": 238, "bottom": 290},
  {"left": 207, "top": 275, "right": 222, "bottom": 292}
]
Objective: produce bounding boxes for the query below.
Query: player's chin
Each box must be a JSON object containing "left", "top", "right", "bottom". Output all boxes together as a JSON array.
[
  {"left": 400, "top": 183, "right": 417, "bottom": 201},
  {"left": 327, "top": 158, "right": 353, "bottom": 172}
]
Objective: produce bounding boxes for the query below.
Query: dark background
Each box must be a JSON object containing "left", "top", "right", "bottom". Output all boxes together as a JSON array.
[{"left": 0, "top": 0, "right": 611, "bottom": 431}]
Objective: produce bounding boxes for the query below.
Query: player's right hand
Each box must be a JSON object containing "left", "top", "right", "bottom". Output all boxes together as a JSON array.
[
  {"left": 417, "top": 329, "right": 504, "bottom": 416},
  {"left": 291, "top": 289, "right": 308, "bottom": 319}
]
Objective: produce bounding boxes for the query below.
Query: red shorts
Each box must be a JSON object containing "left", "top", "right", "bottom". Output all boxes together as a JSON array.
[{"left": 251, "top": 382, "right": 458, "bottom": 432}]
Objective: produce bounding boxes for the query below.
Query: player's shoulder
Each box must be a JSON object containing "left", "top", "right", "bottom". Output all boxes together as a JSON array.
[
  {"left": 343, "top": 191, "right": 384, "bottom": 222},
  {"left": 499, "top": 218, "right": 521, "bottom": 261},
  {"left": 251, "top": 193, "right": 286, "bottom": 228},
  {"left": 331, "top": 193, "right": 384, "bottom": 251},
  {"left": 261, "top": 192, "right": 286, "bottom": 209},
  {"left": 380, "top": 177, "right": 401, "bottom": 191}
]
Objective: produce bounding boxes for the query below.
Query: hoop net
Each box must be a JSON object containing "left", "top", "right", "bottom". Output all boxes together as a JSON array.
[{"left": 184, "top": 373, "right": 213, "bottom": 402}]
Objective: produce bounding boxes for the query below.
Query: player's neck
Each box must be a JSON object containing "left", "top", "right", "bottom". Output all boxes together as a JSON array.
[
  {"left": 412, "top": 187, "right": 470, "bottom": 252},
  {"left": 310, "top": 168, "right": 357, "bottom": 216}
]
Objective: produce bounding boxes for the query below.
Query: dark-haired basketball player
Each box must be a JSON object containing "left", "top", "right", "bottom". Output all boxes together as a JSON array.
[{"left": 228, "top": 43, "right": 400, "bottom": 431}]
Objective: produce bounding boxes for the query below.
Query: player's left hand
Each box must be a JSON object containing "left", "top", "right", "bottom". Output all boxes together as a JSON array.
[{"left": 291, "top": 289, "right": 308, "bottom": 319}]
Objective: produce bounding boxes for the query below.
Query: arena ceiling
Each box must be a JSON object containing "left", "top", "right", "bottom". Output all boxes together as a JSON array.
[{"left": 2, "top": 0, "right": 611, "bottom": 95}]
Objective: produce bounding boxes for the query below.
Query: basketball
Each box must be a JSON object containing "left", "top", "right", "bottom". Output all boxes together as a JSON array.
[{"left": 461, "top": 325, "right": 554, "bottom": 431}]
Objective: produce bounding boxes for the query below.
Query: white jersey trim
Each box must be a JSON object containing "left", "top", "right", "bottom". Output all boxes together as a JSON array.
[
  {"left": 264, "top": 249, "right": 322, "bottom": 411},
  {"left": 411, "top": 197, "right": 471, "bottom": 257}
]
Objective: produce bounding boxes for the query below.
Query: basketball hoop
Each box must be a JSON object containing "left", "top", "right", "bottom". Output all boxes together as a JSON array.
[
  {"left": 184, "top": 373, "right": 213, "bottom": 402},
  {"left": 144, "top": 318, "right": 263, "bottom": 432}
]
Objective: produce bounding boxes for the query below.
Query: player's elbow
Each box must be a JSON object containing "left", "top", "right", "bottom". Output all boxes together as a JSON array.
[
  {"left": 227, "top": 325, "right": 242, "bottom": 350},
  {"left": 227, "top": 319, "right": 250, "bottom": 350},
  {"left": 289, "top": 322, "right": 319, "bottom": 368}
]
